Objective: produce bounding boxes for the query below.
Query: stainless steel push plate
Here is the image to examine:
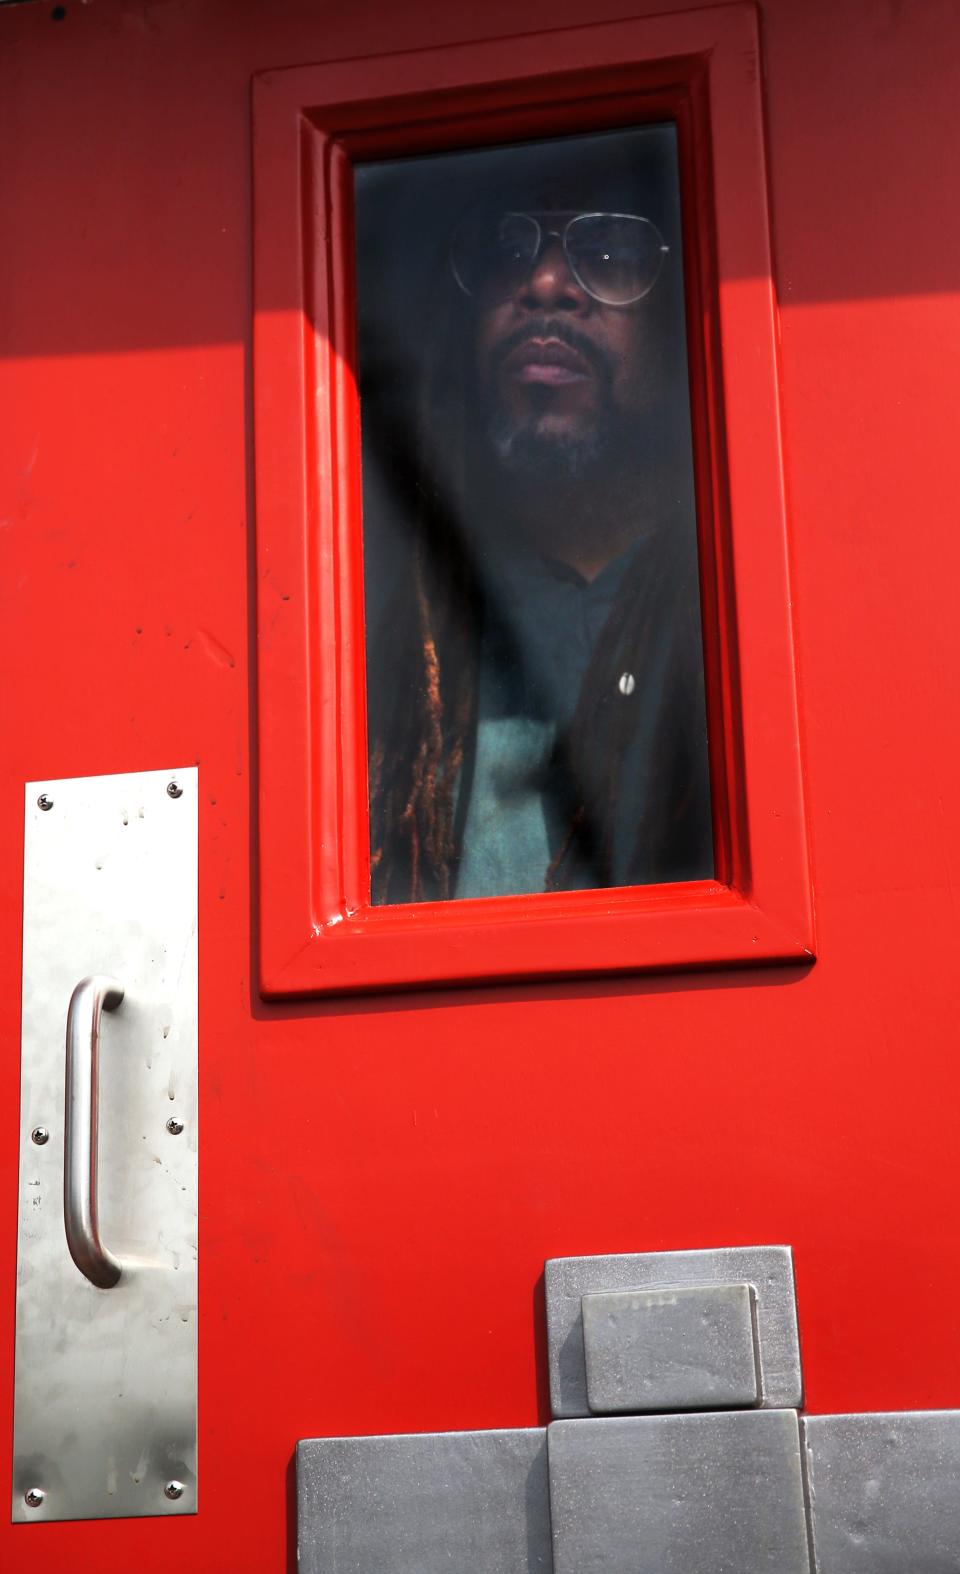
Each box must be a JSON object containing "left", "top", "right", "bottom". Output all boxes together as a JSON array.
[{"left": 13, "top": 768, "right": 198, "bottom": 1523}]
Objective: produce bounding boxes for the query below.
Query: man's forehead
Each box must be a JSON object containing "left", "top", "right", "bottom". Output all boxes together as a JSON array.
[{"left": 465, "top": 175, "right": 662, "bottom": 226}]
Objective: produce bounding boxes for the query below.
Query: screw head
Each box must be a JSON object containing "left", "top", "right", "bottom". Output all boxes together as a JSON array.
[
  {"left": 617, "top": 671, "right": 637, "bottom": 697},
  {"left": 166, "top": 780, "right": 183, "bottom": 799},
  {"left": 31, "top": 1126, "right": 50, "bottom": 1146},
  {"left": 24, "top": 1487, "right": 45, "bottom": 1508},
  {"left": 165, "top": 1116, "right": 184, "bottom": 1136},
  {"left": 37, "top": 793, "right": 54, "bottom": 811},
  {"left": 164, "top": 1480, "right": 185, "bottom": 1501}
]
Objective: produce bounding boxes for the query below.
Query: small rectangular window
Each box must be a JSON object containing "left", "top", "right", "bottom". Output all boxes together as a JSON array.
[
  {"left": 356, "top": 126, "right": 713, "bottom": 905},
  {"left": 252, "top": 7, "right": 813, "bottom": 993}
]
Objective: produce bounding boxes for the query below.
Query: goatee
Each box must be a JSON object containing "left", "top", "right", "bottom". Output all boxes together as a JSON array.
[{"left": 486, "top": 409, "right": 611, "bottom": 485}]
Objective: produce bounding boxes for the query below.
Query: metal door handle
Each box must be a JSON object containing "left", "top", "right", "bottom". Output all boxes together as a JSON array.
[{"left": 64, "top": 975, "right": 125, "bottom": 1288}]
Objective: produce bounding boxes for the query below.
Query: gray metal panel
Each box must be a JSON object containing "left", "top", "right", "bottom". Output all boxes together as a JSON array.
[
  {"left": 546, "top": 1247, "right": 801, "bottom": 1417},
  {"left": 297, "top": 1428, "right": 553, "bottom": 1573},
  {"left": 13, "top": 769, "right": 198, "bottom": 1522},
  {"left": 582, "top": 1283, "right": 760, "bottom": 1413},
  {"left": 548, "top": 1410, "right": 812, "bottom": 1574},
  {"left": 803, "top": 1411, "right": 960, "bottom": 1572}
]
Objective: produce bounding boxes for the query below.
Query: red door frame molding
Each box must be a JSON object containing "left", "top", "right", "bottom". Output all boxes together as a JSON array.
[{"left": 252, "top": 2, "right": 813, "bottom": 996}]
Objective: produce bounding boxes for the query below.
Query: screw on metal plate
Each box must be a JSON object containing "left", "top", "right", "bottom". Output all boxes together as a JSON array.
[
  {"left": 31, "top": 1126, "right": 50, "bottom": 1146},
  {"left": 164, "top": 1480, "right": 185, "bottom": 1501},
  {"left": 37, "top": 793, "right": 54, "bottom": 811},
  {"left": 166, "top": 1116, "right": 184, "bottom": 1136},
  {"left": 24, "top": 1487, "right": 45, "bottom": 1508},
  {"left": 166, "top": 780, "right": 183, "bottom": 799},
  {"left": 618, "top": 671, "right": 637, "bottom": 697}
]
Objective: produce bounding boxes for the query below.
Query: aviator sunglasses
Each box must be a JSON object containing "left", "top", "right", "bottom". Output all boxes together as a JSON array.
[{"left": 450, "top": 209, "right": 670, "bottom": 307}]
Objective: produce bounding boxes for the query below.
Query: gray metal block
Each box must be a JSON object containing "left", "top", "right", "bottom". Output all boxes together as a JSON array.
[
  {"left": 803, "top": 1412, "right": 960, "bottom": 1572},
  {"left": 548, "top": 1410, "right": 812, "bottom": 1574},
  {"left": 582, "top": 1283, "right": 760, "bottom": 1413},
  {"left": 546, "top": 1247, "right": 802, "bottom": 1417},
  {"left": 297, "top": 1428, "right": 553, "bottom": 1573}
]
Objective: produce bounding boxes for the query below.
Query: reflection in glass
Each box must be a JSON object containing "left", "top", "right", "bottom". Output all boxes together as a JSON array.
[{"left": 355, "top": 125, "right": 713, "bottom": 904}]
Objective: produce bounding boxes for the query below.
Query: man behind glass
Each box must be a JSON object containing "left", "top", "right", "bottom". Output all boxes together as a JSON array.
[{"left": 359, "top": 127, "right": 713, "bottom": 904}]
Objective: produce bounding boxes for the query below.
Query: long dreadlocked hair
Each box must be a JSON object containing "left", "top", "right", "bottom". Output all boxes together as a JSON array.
[{"left": 360, "top": 134, "right": 713, "bottom": 905}]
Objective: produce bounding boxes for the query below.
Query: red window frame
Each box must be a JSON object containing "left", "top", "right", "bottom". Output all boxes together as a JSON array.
[{"left": 252, "top": 2, "right": 813, "bottom": 996}]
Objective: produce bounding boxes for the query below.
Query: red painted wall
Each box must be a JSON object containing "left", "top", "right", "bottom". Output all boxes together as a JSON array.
[{"left": 2, "top": 1, "right": 959, "bottom": 1569}]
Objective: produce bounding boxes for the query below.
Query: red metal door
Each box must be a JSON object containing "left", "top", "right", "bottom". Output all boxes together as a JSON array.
[{"left": 2, "top": 0, "right": 959, "bottom": 1569}]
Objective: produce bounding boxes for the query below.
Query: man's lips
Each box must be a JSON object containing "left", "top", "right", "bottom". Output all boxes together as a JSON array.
[{"left": 501, "top": 337, "right": 593, "bottom": 385}]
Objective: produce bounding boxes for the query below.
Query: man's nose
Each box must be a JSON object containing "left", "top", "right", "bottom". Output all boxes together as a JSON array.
[{"left": 518, "top": 236, "right": 588, "bottom": 311}]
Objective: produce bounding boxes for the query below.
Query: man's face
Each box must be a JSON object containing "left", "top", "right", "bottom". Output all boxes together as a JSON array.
[{"left": 473, "top": 211, "right": 656, "bottom": 481}]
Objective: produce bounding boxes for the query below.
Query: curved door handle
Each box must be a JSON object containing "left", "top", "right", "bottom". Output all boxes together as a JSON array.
[{"left": 64, "top": 975, "right": 125, "bottom": 1288}]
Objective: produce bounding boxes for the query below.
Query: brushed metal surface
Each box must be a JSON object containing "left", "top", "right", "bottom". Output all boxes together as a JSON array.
[
  {"left": 63, "top": 976, "right": 125, "bottom": 1288},
  {"left": 582, "top": 1283, "right": 760, "bottom": 1413},
  {"left": 803, "top": 1411, "right": 960, "bottom": 1572},
  {"left": 546, "top": 1247, "right": 801, "bottom": 1417},
  {"left": 297, "top": 1429, "right": 553, "bottom": 1573},
  {"left": 548, "top": 1410, "right": 812, "bottom": 1574},
  {"left": 13, "top": 769, "right": 198, "bottom": 1523}
]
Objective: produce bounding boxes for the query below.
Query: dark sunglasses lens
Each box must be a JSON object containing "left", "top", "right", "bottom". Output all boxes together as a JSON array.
[
  {"left": 565, "top": 214, "right": 668, "bottom": 304},
  {"left": 450, "top": 212, "right": 540, "bottom": 298}
]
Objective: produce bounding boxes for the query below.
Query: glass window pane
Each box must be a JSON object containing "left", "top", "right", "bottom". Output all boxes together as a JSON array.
[{"left": 355, "top": 124, "right": 714, "bottom": 904}]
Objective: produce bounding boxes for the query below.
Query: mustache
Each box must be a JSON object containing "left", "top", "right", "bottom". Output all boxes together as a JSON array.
[{"left": 490, "top": 318, "right": 613, "bottom": 384}]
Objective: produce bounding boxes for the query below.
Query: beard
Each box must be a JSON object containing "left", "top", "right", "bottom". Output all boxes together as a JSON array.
[
  {"left": 481, "top": 318, "right": 620, "bottom": 486},
  {"left": 486, "top": 395, "right": 612, "bottom": 484},
  {"left": 483, "top": 386, "right": 656, "bottom": 495},
  {"left": 478, "top": 315, "right": 657, "bottom": 493}
]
